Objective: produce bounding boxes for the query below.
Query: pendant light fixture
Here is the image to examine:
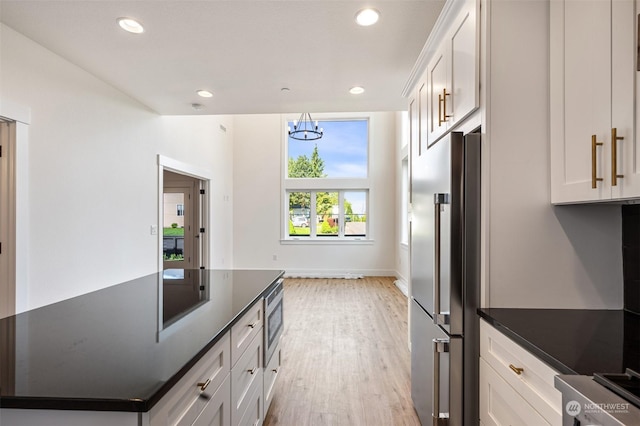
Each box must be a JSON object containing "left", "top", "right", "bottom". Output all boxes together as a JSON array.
[{"left": 288, "top": 113, "right": 323, "bottom": 141}]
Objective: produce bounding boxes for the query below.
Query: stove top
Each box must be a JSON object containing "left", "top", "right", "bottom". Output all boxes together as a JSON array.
[{"left": 593, "top": 369, "right": 640, "bottom": 409}]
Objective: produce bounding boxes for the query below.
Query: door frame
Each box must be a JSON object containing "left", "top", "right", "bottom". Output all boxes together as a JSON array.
[
  {"left": 157, "top": 155, "right": 212, "bottom": 271},
  {"left": 0, "top": 99, "right": 30, "bottom": 316}
]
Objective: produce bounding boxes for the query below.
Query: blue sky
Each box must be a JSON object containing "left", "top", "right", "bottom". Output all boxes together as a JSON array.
[
  {"left": 287, "top": 119, "right": 368, "bottom": 178},
  {"left": 288, "top": 119, "right": 368, "bottom": 213}
]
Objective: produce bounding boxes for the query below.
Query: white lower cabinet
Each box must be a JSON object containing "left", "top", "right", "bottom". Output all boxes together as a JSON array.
[
  {"left": 192, "top": 375, "right": 231, "bottom": 426},
  {"left": 262, "top": 341, "right": 281, "bottom": 417},
  {"left": 231, "top": 327, "right": 263, "bottom": 426},
  {"left": 479, "top": 320, "right": 562, "bottom": 426},
  {"left": 480, "top": 358, "right": 550, "bottom": 426},
  {"left": 149, "top": 332, "right": 231, "bottom": 426}
]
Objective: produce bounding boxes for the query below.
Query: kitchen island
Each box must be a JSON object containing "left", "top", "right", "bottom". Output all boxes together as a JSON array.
[{"left": 0, "top": 269, "right": 284, "bottom": 425}]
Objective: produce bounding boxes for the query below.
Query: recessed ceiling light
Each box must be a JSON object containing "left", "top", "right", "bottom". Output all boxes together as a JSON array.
[
  {"left": 349, "top": 86, "right": 365, "bottom": 95},
  {"left": 196, "top": 90, "right": 213, "bottom": 98},
  {"left": 355, "top": 8, "right": 380, "bottom": 26},
  {"left": 117, "top": 17, "right": 144, "bottom": 34}
]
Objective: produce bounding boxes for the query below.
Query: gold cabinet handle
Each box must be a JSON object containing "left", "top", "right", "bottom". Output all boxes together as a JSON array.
[
  {"left": 592, "top": 135, "right": 604, "bottom": 188},
  {"left": 272, "top": 367, "right": 279, "bottom": 374},
  {"left": 442, "top": 88, "right": 451, "bottom": 122},
  {"left": 248, "top": 321, "right": 258, "bottom": 329},
  {"left": 509, "top": 364, "right": 524, "bottom": 375},
  {"left": 612, "top": 128, "right": 624, "bottom": 186},
  {"left": 197, "top": 378, "right": 211, "bottom": 392},
  {"left": 438, "top": 93, "right": 444, "bottom": 127},
  {"left": 248, "top": 367, "right": 258, "bottom": 375}
]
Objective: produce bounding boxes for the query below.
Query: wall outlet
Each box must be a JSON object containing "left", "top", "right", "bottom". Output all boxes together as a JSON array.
[
  {"left": 272, "top": 254, "right": 278, "bottom": 261},
  {"left": 150, "top": 225, "right": 158, "bottom": 235}
]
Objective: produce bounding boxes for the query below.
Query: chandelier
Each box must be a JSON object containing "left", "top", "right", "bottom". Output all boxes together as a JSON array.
[{"left": 288, "top": 112, "right": 323, "bottom": 141}]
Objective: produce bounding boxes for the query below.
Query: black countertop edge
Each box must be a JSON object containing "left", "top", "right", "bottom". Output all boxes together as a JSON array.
[
  {"left": 477, "top": 308, "right": 578, "bottom": 375},
  {"left": 0, "top": 271, "right": 285, "bottom": 413}
]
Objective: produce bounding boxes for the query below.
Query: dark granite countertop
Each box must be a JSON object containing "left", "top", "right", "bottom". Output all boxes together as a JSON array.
[
  {"left": 478, "top": 308, "right": 640, "bottom": 376},
  {"left": 0, "top": 269, "right": 284, "bottom": 412}
]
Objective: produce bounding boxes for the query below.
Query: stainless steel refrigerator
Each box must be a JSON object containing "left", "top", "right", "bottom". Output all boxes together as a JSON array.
[{"left": 410, "top": 130, "right": 480, "bottom": 426}]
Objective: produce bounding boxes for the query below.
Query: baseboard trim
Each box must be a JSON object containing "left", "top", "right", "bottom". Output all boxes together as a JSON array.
[{"left": 282, "top": 269, "right": 396, "bottom": 280}]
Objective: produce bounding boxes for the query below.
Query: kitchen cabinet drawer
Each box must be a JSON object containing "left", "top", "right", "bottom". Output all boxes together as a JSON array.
[
  {"left": 480, "top": 320, "right": 561, "bottom": 425},
  {"left": 263, "top": 339, "right": 281, "bottom": 416},
  {"left": 149, "top": 332, "right": 231, "bottom": 426},
  {"left": 231, "top": 331, "right": 262, "bottom": 426},
  {"left": 192, "top": 374, "right": 231, "bottom": 426},
  {"left": 231, "top": 302, "right": 263, "bottom": 367},
  {"left": 237, "top": 373, "right": 263, "bottom": 426},
  {"left": 480, "top": 358, "right": 551, "bottom": 426}
]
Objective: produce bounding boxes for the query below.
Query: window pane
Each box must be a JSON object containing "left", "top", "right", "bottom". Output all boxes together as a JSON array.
[
  {"left": 344, "top": 191, "right": 367, "bottom": 237},
  {"left": 163, "top": 193, "right": 185, "bottom": 261},
  {"left": 316, "top": 191, "right": 339, "bottom": 236},
  {"left": 289, "top": 192, "right": 310, "bottom": 236},
  {"left": 287, "top": 119, "right": 368, "bottom": 178}
]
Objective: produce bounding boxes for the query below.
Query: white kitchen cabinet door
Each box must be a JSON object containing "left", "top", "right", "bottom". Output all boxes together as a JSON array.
[
  {"left": 449, "top": 0, "right": 478, "bottom": 128},
  {"left": 550, "top": 0, "right": 638, "bottom": 203},
  {"left": 612, "top": 0, "right": 640, "bottom": 199},
  {"left": 426, "top": 47, "right": 450, "bottom": 147},
  {"left": 426, "top": 0, "right": 478, "bottom": 148}
]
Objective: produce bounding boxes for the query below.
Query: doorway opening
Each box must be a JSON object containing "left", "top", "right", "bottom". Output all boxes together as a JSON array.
[
  {"left": 0, "top": 119, "right": 16, "bottom": 318},
  {"left": 163, "top": 170, "right": 206, "bottom": 270}
]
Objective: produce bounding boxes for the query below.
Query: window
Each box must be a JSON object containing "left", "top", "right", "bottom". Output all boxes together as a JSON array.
[
  {"left": 401, "top": 157, "right": 409, "bottom": 245},
  {"left": 176, "top": 203, "right": 184, "bottom": 216},
  {"left": 284, "top": 117, "right": 370, "bottom": 241}
]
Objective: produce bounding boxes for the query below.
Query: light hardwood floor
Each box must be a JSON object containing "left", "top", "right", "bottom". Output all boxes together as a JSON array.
[{"left": 264, "top": 277, "right": 420, "bottom": 426}]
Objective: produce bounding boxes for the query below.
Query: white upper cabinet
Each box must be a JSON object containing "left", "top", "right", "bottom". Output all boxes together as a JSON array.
[
  {"left": 425, "top": 0, "right": 479, "bottom": 147},
  {"left": 404, "top": 0, "right": 479, "bottom": 149},
  {"left": 550, "top": 0, "right": 640, "bottom": 203}
]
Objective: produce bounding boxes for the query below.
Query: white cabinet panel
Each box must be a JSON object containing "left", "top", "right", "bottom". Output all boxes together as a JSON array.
[
  {"left": 479, "top": 320, "right": 562, "bottom": 425},
  {"left": 149, "top": 332, "right": 231, "bottom": 426},
  {"left": 550, "top": 0, "right": 639, "bottom": 203},
  {"left": 192, "top": 374, "right": 231, "bottom": 426},
  {"left": 480, "top": 359, "right": 551, "bottom": 426}
]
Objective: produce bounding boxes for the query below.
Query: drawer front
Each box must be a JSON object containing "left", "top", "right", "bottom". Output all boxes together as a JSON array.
[
  {"left": 231, "top": 331, "right": 263, "bottom": 426},
  {"left": 231, "top": 302, "right": 263, "bottom": 367},
  {"left": 150, "top": 332, "right": 231, "bottom": 426},
  {"left": 480, "top": 358, "right": 551, "bottom": 426},
  {"left": 192, "top": 374, "right": 231, "bottom": 426},
  {"left": 263, "top": 340, "right": 281, "bottom": 416},
  {"left": 237, "top": 373, "right": 263, "bottom": 426},
  {"left": 480, "top": 320, "right": 562, "bottom": 425}
]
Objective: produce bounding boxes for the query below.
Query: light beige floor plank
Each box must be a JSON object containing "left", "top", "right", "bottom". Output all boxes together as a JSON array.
[{"left": 264, "top": 277, "right": 419, "bottom": 426}]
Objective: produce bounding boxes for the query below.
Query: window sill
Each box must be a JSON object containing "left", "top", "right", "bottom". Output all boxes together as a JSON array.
[{"left": 280, "top": 238, "right": 374, "bottom": 245}]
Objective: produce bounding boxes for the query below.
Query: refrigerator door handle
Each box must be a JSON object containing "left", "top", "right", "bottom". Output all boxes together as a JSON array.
[
  {"left": 432, "top": 337, "right": 450, "bottom": 425},
  {"left": 433, "top": 193, "right": 450, "bottom": 326}
]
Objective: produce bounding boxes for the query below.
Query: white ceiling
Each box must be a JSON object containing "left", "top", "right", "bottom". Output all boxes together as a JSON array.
[{"left": 0, "top": 1, "right": 445, "bottom": 115}]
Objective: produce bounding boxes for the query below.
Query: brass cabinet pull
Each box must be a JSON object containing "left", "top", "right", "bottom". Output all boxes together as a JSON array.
[
  {"left": 442, "top": 88, "right": 451, "bottom": 122},
  {"left": 438, "top": 93, "right": 444, "bottom": 127},
  {"left": 248, "top": 321, "right": 258, "bottom": 329},
  {"left": 509, "top": 364, "right": 524, "bottom": 375},
  {"left": 197, "top": 378, "right": 211, "bottom": 391},
  {"left": 272, "top": 367, "right": 279, "bottom": 374},
  {"left": 248, "top": 367, "right": 258, "bottom": 375},
  {"left": 591, "top": 135, "right": 604, "bottom": 188},
  {"left": 612, "top": 128, "right": 624, "bottom": 186}
]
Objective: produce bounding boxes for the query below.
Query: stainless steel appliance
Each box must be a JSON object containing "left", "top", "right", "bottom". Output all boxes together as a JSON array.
[
  {"left": 264, "top": 278, "right": 284, "bottom": 364},
  {"left": 555, "top": 370, "right": 640, "bottom": 425},
  {"left": 410, "top": 131, "right": 481, "bottom": 425}
]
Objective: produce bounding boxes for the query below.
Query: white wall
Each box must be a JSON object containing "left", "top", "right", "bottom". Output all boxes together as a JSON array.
[
  {"left": 484, "top": 0, "right": 623, "bottom": 309},
  {"left": 0, "top": 24, "right": 234, "bottom": 311},
  {"left": 232, "top": 112, "right": 398, "bottom": 276}
]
